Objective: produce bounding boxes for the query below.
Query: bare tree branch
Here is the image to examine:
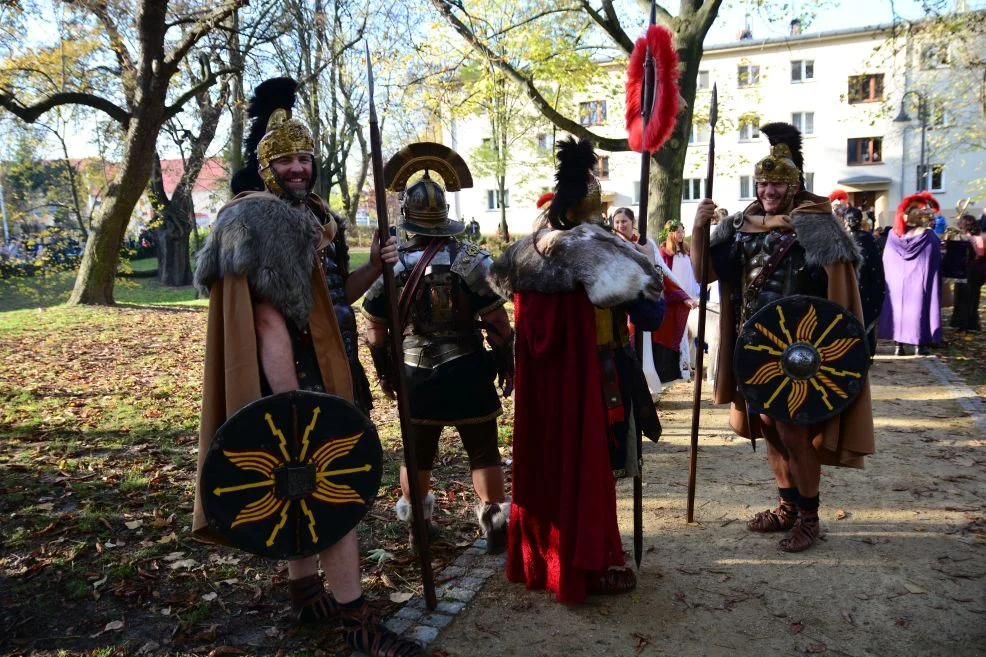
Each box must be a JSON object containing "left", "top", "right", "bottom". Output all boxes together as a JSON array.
[
  {"left": 582, "top": 0, "right": 633, "bottom": 53},
  {"left": 0, "top": 88, "right": 129, "bottom": 125},
  {"left": 163, "top": 1, "right": 244, "bottom": 74},
  {"left": 163, "top": 66, "right": 238, "bottom": 121},
  {"left": 429, "top": 0, "right": 629, "bottom": 151}
]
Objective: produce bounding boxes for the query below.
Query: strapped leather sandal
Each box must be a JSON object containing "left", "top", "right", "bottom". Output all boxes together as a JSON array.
[
  {"left": 779, "top": 510, "right": 820, "bottom": 553},
  {"left": 587, "top": 567, "right": 637, "bottom": 595},
  {"left": 339, "top": 599, "right": 424, "bottom": 657},
  {"left": 746, "top": 500, "right": 798, "bottom": 533},
  {"left": 288, "top": 574, "right": 339, "bottom": 625}
]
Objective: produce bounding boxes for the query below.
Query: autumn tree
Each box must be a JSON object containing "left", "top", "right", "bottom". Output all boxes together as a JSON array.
[{"left": 0, "top": 0, "right": 244, "bottom": 304}]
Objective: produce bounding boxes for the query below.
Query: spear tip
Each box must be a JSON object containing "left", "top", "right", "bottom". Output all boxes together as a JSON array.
[{"left": 708, "top": 83, "right": 718, "bottom": 129}]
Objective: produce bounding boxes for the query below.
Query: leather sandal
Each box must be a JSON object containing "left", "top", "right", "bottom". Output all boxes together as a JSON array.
[
  {"left": 587, "top": 567, "right": 637, "bottom": 595},
  {"left": 339, "top": 599, "right": 424, "bottom": 657},
  {"left": 779, "top": 510, "right": 820, "bottom": 552},
  {"left": 747, "top": 501, "right": 798, "bottom": 533},
  {"left": 288, "top": 574, "right": 339, "bottom": 625}
]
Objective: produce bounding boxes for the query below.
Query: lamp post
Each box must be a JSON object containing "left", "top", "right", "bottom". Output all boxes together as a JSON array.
[{"left": 894, "top": 90, "right": 928, "bottom": 192}]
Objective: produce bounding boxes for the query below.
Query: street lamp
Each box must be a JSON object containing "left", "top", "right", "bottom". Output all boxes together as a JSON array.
[{"left": 894, "top": 90, "right": 928, "bottom": 192}]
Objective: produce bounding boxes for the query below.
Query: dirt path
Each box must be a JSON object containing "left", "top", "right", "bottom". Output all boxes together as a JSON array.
[{"left": 429, "top": 353, "right": 986, "bottom": 657}]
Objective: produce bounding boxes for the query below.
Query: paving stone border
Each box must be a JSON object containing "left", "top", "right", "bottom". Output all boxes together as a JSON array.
[
  {"left": 922, "top": 356, "right": 986, "bottom": 434},
  {"left": 353, "top": 540, "right": 506, "bottom": 655}
]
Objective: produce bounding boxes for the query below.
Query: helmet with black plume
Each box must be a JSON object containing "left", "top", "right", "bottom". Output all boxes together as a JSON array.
[
  {"left": 230, "top": 77, "right": 316, "bottom": 200},
  {"left": 546, "top": 137, "right": 602, "bottom": 230},
  {"left": 753, "top": 122, "right": 804, "bottom": 212}
]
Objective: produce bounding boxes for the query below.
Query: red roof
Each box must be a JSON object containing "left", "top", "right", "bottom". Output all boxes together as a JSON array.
[{"left": 159, "top": 157, "right": 228, "bottom": 196}]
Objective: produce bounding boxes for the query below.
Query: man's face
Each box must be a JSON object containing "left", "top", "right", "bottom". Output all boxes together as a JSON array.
[
  {"left": 756, "top": 181, "right": 796, "bottom": 214},
  {"left": 268, "top": 153, "right": 313, "bottom": 197},
  {"left": 613, "top": 214, "right": 633, "bottom": 239}
]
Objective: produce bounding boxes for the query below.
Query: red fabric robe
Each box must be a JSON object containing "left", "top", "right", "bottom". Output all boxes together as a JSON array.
[{"left": 505, "top": 289, "right": 625, "bottom": 604}]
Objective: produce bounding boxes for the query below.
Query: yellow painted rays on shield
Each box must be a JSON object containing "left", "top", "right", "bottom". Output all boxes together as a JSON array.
[
  {"left": 212, "top": 407, "right": 371, "bottom": 548},
  {"left": 742, "top": 302, "right": 862, "bottom": 419}
]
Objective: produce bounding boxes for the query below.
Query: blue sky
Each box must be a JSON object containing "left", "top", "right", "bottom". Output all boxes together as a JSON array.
[{"left": 705, "top": 0, "right": 986, "bottom": 44}]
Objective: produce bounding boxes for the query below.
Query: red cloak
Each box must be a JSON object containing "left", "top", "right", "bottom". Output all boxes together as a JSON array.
[{"left": 505, "top": 289, "right": 625, "bottom": 604}]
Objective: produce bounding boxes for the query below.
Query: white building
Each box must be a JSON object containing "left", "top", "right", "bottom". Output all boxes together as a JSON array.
[{"left": 443, "top": 14, "right": 985, "bottom": 237}]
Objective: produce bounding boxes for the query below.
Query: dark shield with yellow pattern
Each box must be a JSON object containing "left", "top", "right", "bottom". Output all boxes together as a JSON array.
[
  {"left": 734, "top": 295, "right": 869, "bottom": 426},
  {"left": 201, "top": 391, "right": 382, "bottom": 559}
]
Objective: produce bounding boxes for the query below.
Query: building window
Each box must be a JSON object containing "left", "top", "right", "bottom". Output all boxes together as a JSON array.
[
  {"left": 739, "top": 175, "right": 755, "bottom": 200},
  {"left": 737, "top": 64, "right": 760, "bottom": 88},
  {"left": 847, "top": 137, "right": 883, "bottom": 165},
  {"left": 579, "top": 100, "right": 607, "bottom": 126},
  {"left": 697, "top": 70, "right": 710, "bottom": 90},
  {"left": 848, "top": 74, "right": 884, "bottom": 104},
  {"left": 682, "top": 178, "right": 705, "bottom": 202},
  {"left": 593, "top": 156, "right": 610, "bottom": 180},
  {"left": 917, "top": 164, "right": 945, "bottom": 192},
  {"left": 536, "top": 132, "right": 554, "bottom": 151},
  {"left": 739, "top": 115, "right": 760, "bottom": 141},
  {"left": 486, "top": 189, "right": 510, "bottom": 210},
  {"left": 920, "top": 44, "right": 949, "bottom": 69},
  {"left": 792, "top": 111, "right": 814, "bottom": 135},
  {"left": 791, "top": 60, "right": 814, "bottom": 83},
  {"left": 927, "top": 100, "right": 948, "bottom": 129},
  {"left": 688, "top": 122, "right": 710, "bottom": 144},
  {"left": 633, "top": 181, "right": 641, "bottom": 204},
  {"left": 803, "top": 172, "right": 814, "bottom": 193}
]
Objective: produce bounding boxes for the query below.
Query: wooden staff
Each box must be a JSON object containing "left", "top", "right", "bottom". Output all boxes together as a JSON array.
[
  {"left": 365, "top": 43, "right": 437, "bottom": 610},
  {"left": 686, "top": 84, "right": 717, "bottom": 524}
]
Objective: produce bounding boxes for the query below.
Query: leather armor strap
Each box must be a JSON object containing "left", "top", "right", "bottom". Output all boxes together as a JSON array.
[
  {"left": 744, "top": 232, "right": 799, "bottom": 309},
  {"left": 397, "top": 237, "right": 446, "bottom": 330}
]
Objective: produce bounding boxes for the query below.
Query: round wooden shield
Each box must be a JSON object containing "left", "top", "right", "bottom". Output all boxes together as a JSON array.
[
  {"left": 734, "top": 295, "right": 869, "bottom": 426},
  {"left": 201, "top": 391, "right": 382, "bottom": 560}
]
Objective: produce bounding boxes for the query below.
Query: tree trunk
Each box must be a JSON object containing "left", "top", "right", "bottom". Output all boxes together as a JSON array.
[
  {"left": 157, "top": 198, "right": 193, "bottom": 286},
  {"left": 68, "top": 107, "right": 162, "bottom": 305}
]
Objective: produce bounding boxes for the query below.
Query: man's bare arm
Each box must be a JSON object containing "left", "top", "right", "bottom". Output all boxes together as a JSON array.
[{"left": 254, "top": 301, "right": 298, "bottom": 394}]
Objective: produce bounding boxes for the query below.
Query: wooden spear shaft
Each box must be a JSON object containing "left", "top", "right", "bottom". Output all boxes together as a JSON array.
[
  {"left": 686, "top": 83, "right": 717, "bottom": 524},
  {"left": 365, "top": 43, "right": 437, "bottom": 609}
]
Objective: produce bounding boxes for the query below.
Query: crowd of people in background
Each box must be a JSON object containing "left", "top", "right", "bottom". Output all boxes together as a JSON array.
[{"left": 603, "top": 192, "right": 985, "bottom": 375}]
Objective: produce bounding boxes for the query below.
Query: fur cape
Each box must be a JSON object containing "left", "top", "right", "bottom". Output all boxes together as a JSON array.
[
  {"left": 710, "top": 192, "right": 862, "bottom": 270},
  {"left": 194, "top": 192, "right": 326, "bottom": 327},
  {"left": 488, "top": 223, "right": 663, "bottom": 307}
]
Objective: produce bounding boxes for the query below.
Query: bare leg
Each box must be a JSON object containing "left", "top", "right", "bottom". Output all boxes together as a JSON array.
[
  {"left": 774, "top": 421, "right": 820, "bottom": 497},
  {"left": 287, "top": 555, "right": 319, "bottom": 580},
  {"left": 399, "top": 465, "right": 431, "bottom": 499},
  {"left": 319, "top": 529, "right": 362, "bottom": 604},
  {"left": 471, "top": 465, "right": 505, "bottom": 503}
]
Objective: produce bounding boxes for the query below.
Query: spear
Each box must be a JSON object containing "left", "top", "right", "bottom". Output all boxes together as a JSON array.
[
  {"left": 631, "top": 0, "right": 659, "bottom": 570},
  {"left": 686, "top": 83, "right": 717, "bottom": 524},
  {"left": 365, "top": 43, "right": 437, "bottom": 610}
]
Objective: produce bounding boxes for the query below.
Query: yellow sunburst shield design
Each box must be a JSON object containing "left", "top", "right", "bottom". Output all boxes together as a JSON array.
[
  {"left": 201, "top": 391, "right": 383, "bottom": 559},
  {"left": 734, "top": 296, "right": 869, "bottom": 425}
]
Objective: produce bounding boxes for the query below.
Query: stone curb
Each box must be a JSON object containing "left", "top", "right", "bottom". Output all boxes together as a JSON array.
[
  {"left": 922, "top": 356, "right": 986, "bottom": 434},
  {"left": 354, "top": 540, "right": 506, "bottom": 655}
]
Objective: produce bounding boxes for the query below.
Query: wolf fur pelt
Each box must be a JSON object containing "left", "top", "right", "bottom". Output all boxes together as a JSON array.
[
  {"left": 488, "top": 223, "right": 663, "bottom": 307},
  {"left": 711, "top": 196, "right": 862, "bottom": 270},
  {"left": 194, "top": 192, "right": 321, "bottom": 327}
]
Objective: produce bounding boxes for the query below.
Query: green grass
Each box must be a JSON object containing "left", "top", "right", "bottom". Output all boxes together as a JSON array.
[{"left": 0, "top": 258, "right": 205, "bottom": 313}]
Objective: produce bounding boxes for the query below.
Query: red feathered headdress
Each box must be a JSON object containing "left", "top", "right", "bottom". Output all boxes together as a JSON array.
[
  {"left": 894, "top": 191, "right": 940, "bottom": 236},
  {"left": 625, "top": 25, "right": 680, "bottom": 153},
  {"left": 828, "top": 189, "right": 848, "bottom": 203},
  {"left": 536, "top": 192, "right": 554, "bottom": 209}
]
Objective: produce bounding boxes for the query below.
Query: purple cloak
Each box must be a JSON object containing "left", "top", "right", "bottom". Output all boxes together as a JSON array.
[{"left": 878, "top": 229, "right": 942, "bottom": 346}]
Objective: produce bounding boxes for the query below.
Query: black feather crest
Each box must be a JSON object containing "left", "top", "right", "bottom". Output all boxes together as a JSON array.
[
  {"left": 548, "top": 137, "right": 596, "bottom": 229},
  {"left": 231, "top": 77, "right": 299, "bottom": 194},
  {"left": 759, "top": 122, "right": 804, "bottom": 177}
]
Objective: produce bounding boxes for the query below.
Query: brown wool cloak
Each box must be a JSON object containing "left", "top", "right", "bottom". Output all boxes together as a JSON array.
[
  {"left": 191, "top": 192, "right": 353, "bottom": 543},
  {"left": 691, "top": 193, "right": 875, "bottom": 469}
]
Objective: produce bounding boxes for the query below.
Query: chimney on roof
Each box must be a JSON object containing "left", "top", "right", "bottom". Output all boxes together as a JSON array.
[
  {"left": 737, "top": 12, "right": 753, "bottom": 40},
  {"left": 790, "top": 18, "right": 802, "bottom": 36}
]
